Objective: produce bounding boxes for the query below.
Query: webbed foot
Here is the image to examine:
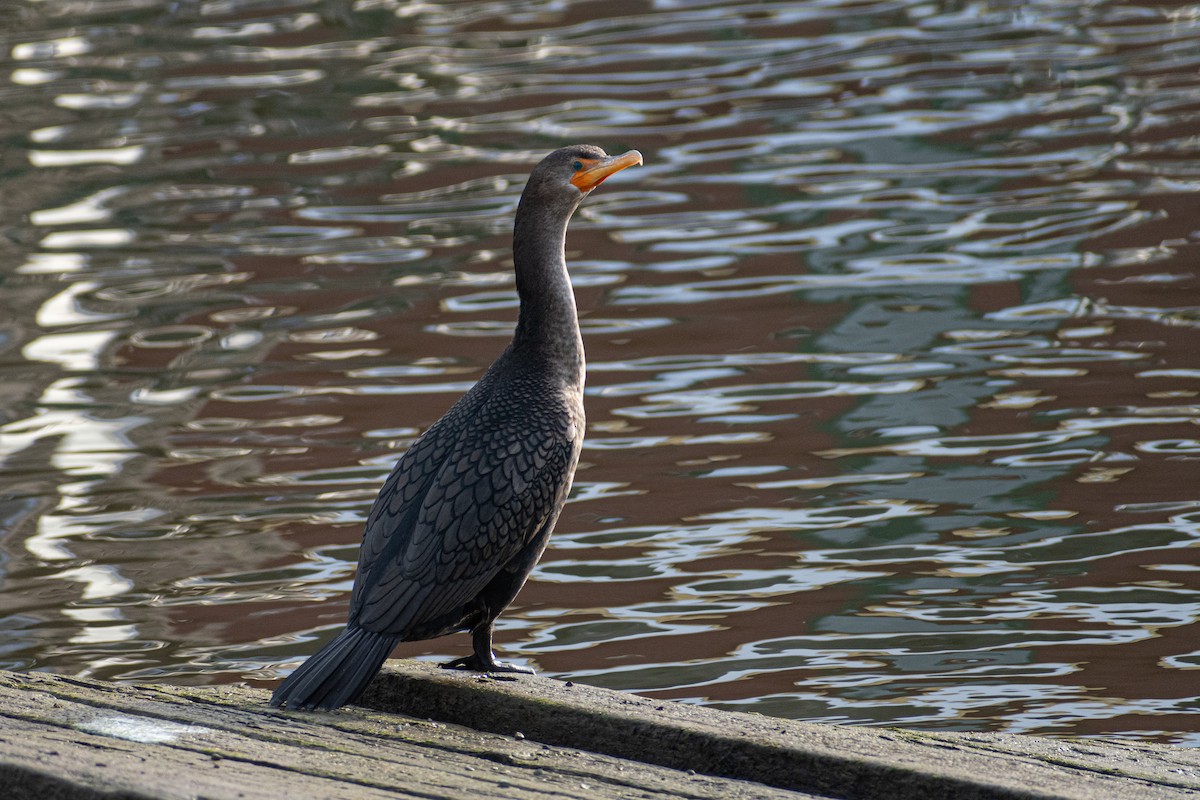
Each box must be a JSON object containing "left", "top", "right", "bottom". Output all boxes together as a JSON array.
[{"left": 440, "top": 654, "right": 534, "bottom": 674}]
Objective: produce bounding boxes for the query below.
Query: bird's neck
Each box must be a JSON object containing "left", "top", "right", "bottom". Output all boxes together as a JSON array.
[{"left": 511, "top": 201, "right": 584, "bottom": 381}]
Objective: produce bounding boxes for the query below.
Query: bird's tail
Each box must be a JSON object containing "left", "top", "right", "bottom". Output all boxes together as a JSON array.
[{"left": 270, "top": 626, "right": 399, "bottom": 711}]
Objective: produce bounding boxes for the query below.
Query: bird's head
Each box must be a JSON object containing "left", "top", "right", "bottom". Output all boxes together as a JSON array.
[{"left": 521, "top": 145, "right": 643, "bottom": 216}]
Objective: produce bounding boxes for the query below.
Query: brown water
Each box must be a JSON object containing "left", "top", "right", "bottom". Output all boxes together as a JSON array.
[{"left": 3, "top": 0, "right": 1200, "bottom": 743}]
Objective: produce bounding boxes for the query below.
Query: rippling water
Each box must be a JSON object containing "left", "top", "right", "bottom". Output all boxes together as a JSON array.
[{"left": 3, "top": 0, "right": 1200, "bottom": 743}]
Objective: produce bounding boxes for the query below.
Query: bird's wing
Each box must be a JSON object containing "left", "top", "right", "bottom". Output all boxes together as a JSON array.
[{"left": 349, "top": 385, "right": 577, "bottom": 635}]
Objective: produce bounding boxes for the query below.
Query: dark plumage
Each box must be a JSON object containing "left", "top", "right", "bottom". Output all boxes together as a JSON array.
[{"left": 271, "top": 145, "right": 642, "bottom": 711}]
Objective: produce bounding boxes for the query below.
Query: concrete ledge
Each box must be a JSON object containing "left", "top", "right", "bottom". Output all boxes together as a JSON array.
[
  {"left": 363, "top": 663, "right": 1200, "bottom": 800},
  {"left": 0, "top": 664, "right": 1196, "bottom": 800}
]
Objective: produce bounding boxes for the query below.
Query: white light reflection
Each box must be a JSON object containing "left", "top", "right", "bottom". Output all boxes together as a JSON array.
[
  {"left": 35, "top": 281, "right": 128, "bottom": 326},
  {"left": 29, "top": 146, "right": 145, "bottom": 167},
  {"left": 31, "top": 187, "right": 125, "bottom": 226},
  {"left": 17, "top": 252, "right": 87, "bottom": 274},
  {"left": 0, "top": 318, "right": 146, "bottom": 659}
]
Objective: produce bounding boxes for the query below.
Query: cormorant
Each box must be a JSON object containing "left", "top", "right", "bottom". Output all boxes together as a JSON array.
[{"left": 270, "top": 145, "right": 643, "bottom": 710}]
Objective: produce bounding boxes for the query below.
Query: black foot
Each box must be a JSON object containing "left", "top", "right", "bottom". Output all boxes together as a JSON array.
[{"left": 440, "top": 654, "right": 535, "bottom": 674}]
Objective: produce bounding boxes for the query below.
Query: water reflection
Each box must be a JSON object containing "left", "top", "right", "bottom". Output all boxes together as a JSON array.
[{"left": 1, "top": 0, "right": 1200, "bottom": 743}]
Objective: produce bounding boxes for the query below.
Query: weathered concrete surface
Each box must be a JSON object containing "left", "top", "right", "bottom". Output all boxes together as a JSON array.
[
  {"left": 364, "top": 663, "right": 1200, "bottom": 800},
  {"left": 0, "top": 668, "right": 822, "bottom": 800},
  {"left": 1, "top": 664, "right": 1197, "bottom": 800}
]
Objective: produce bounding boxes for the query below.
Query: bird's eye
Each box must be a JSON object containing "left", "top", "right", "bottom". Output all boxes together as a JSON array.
[{"left": 572, "top": 161, "right": 584, "bottom": 171}]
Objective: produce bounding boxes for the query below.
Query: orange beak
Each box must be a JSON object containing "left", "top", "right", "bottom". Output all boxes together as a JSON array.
[{"left": 570, "top": 150, "right": 643, "bottom": 193}]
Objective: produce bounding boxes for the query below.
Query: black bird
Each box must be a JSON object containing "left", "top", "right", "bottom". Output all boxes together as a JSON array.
[{"left": 271, "top": 145, "right": 643, "bottom": 711}]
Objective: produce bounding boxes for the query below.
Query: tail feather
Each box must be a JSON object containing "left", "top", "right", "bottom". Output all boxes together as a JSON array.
[{"left": 270, "top": 626, "right": 399, "bottom": 711}]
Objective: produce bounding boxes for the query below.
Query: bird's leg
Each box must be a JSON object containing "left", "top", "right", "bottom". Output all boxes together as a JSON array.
[{"left": 441, "top": 622, "right": 534, "bottom": 674}]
